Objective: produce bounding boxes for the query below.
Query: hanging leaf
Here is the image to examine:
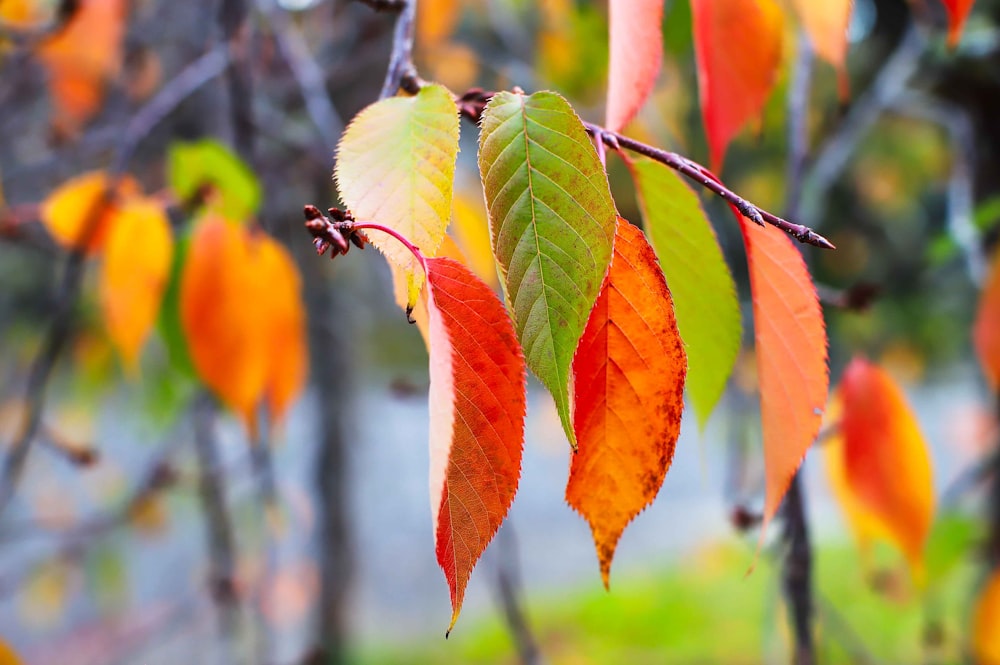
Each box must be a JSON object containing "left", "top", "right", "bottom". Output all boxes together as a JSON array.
[
  {"left": 838, "top": 357, "right": 935, "bottom": 577},
  {"left": 628, "top": 156, "right": 740, "bottom": 426},
  {"left": 605, "top": 0, "right": 664, "bottom": 132},
  {"left": 790, "top": 0, "right": 851, "bottom": 74},
  {"left": 255, "top": 236, "right": 308, "bottom": 424},
  {"left": 478, "top": 90, "right": 617, "bottom": 447},
  {"left": 39, "top": 171, "right": 139, "bottom": 254},
  {"left": 942, "top": 0, "right": 976, "bottom": 48},
  {"left": 0, "top": 638, "right": 21, "bottom": 665},
  {"left": 335, "top": 84, "right": 460, "bottom": 309},
  {"left": 974, "top": 566, "right": 1000, "bottom": 665},
  {"left": 416, "top": 0, "right": 460, "bottom": 47},
  {"left": 974, "top": 249, "right": 1000, "bottom": 389},
  {"left": 739, "top": 221, "right": 827, "bottom": 530},
  {"left": 567, "top": 219, "right": 686, "bottom": 587},
  {"left": 425, "top": 257, "right": 526, "bottom": 634},
  {"left": 37, "top": 0, "right": 127, "bottom": 135},
  {"left": 167, "top": 139, "right": 262, "bottom": 221},
  {"left": 690, "top": 0, "right": 783, "bottom": 169},
  {"left": 99, "top": 196, "right": 173, "bottom": 370},
  {"left": 180, "top": 216, "right": 268, "bottom": 426}
]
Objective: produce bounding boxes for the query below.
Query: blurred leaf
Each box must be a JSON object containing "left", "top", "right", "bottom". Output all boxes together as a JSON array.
[
  {"left": 941, "top": 0, "right": 976, "bottom": 48},
  {"left": 99, "top": 196, "right": 173, "bottom": 370},
  {"left": 335, "top": 84, "right": 459, "bottom": 309},
  {"left": 606, "top": 0, "right": 663, "bottom": 132},
  {"left": 85, "top": 545, "right": 127, "bottom": 610},
  {"left": 416, "top": 0, "right": 460, "bottom": 46},
  {"left": 567, "top": 220, "right": 686, "bottom": 588},
  {"left": 0, "top": 0, "right": 47, "bottom": 26},
  {"left": 167, "top": 139, "right": 262, "bottom": 221},
  {"left": 157, "top": 229, "right": 196, "bottom": 377},
  {"left": 838, "top": 356, "right": 935, "bottom": 581},
  {"left": 39, "top": 171, "right": 139, "bottom": 254},
  {"left": 0, "top": 638, "right": 22, "bottom": 665},
  {"left": 974, "top": 195, "right": 1000, "bottom": 232},
  {"left": 20, "top": 559, "right": 71, "bottom": 627},
  {"left": 925, "top": 233, "right": 959, "bottom": 267},
  {"left": 449, "top": 192, "right": 497, "bottom": 289},
  {"left": 924, "top": 512, "right": 981, "bottom": 584},
  {"left": 37, "top": 0, "right": 127, "bottom": 136},
  {"left": 790, "top": 0, "right": 850, "bottom": 73},
  {"left": 975, "top": 565, "right": 1000, "bottom": 665},
  {"left": 128, "top": 495, "right": 169, "bottom": 536},
  {"left": 974, "top": 249, "right": 1000, "bottom": 390},
  {"left": 663, "top": 0, "right": 693, "bottom": 56},
  {"left": 690, "top": 0, "right": 784, "bottom": 169}
]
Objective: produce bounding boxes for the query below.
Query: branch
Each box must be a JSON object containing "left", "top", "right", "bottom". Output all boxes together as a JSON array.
[
  {"left": 491, "top": 526, "right": 543, "bottom": 664},
  {"left": 0, "top": 45, "right": 230, "bottom": 521},
  {"left": 219, "top": 0, "right": 256, "bottom": 161},
  {"left": 781, "top": 474, "right": 815, "bottom": 665},
  {"left": 377, "top": 0, "right": 417, "bottom": 99}
]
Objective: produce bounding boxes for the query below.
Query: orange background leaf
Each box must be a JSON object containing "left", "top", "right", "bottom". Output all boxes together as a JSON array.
[
  {"left": 691, "top": 0, "right": 784, "bottom": 169},
  {"left": 790, "top": 0, "right": 851, "bottom": 72},
  {"left": 40, "top": 171, "right": 139, "bottom": 254},
  {"left": 739, "top": 221, "right": 828, "bottom": 529},
  {"left": 942, "top": 0, "right": 976, "bottom": 47},
  {"left": 567, "top": 219, "right": 686, "bottom": 587},
  {"left": 426, "top": 257, "right": 526, "bottom": 634},
  {"left": 974, "top": 249, "right": 1000, "bottom": 389},
  {"left": 838, "top": 356, "right": 935, "bottom": 576},
  {"left": 974, "top": 566, "right": 1000, "bottom": 665},
  {"left": 605, "top": 0, "right": 664, "bottom": 132},
  {"left": 99, "top": 196, "right": 173, "bottom": 370}
]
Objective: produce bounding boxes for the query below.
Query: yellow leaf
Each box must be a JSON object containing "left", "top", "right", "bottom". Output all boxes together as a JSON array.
[
  {"left": 20, "top": 560, "right": 71, "bottom": 627},
  {"left": 416, "top": 0, "right": 460, "bottom": 46},
  {"left": 37, "top": 0, "right": 127, "bottom": 135},
  {"left": 99, "top": 196, "right": 173, "bottom": 369},
  {"left": 974, "top": 567, "right": 1000, "bottom": 665},
  {"left": 0, "top": 0, "right": 46, "bottom": 27},
  {"left": 39, "top": 171, "right": 139, "bottom": 254},
  {"left": 0, "top": 637, "right": 22, "bottom": 665},
  {"left": 128, "top": 495, "right": 168, "bottom": 535},
  {"left": 449, "top": 192, "right": 498, "bottom": 289}
]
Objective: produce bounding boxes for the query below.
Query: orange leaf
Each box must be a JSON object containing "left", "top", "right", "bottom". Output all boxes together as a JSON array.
[
  {"left": 739, "top": 221, "right": 827, "bottom": 530},
  {"left": 426, "top": 257, "right": 526, "bottom": 634},
  {"left": 605, "top": 0, "right": 664, "bottom": 132},
  {"left": 838, "top": 357, "right": 934, "bottom": 577},
  {"left": 99, "top": 196, "right": 173, "bottom": 370},
  {"left": 180, "top": 216, "right": 268, "bottom": 425},
  {"left": 691, "top": 0, "right": 784, "bottom": 169},
  {"left": 39, "top": 171, "right": 139, "bottom": 254},
  {"left": 37, "top": 0, "right": 127, "bottom": 135},
  {"left": 942, "top": 0, "right": 976, "bottom": 48},
  {"left": 0, "top": 638, "right": 21, "bottom": 665},
  {"left": 790, "top": 0, "right": 851, "bottom": 72},
  {"left": 255, "top": 236, "right": 308, "bottom": 424},
  {"left": 974, "top": 566, "right": 1000, "bottom": 665},
  {"left": 567, "top": 219, "right": 686, "bottom": 587},
  {"left": 974, "top": 249, "right": 1000, "bottom": 390}
]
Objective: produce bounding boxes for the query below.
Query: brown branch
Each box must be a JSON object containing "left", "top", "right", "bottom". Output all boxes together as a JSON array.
[
  {"left": 0, "top": 45, "right": 230, "bottom": 521},
  {"left": 354, "top": 0, "right": 406, "bottom": 12},
  {"left": 377, "top": 0, "right": 417, "bottom": 99},
  {"left": 219, "top": 0, "right": 256, "bottom": 162}
]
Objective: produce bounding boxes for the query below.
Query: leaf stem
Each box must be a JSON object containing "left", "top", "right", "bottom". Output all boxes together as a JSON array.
[{"left": 351, "top": 222, "right": 427, "bottom": 270}]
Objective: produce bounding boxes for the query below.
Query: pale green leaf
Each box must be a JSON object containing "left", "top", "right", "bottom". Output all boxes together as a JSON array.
[
  {"left": 335, "top": 84, "right": 460, "bottom": 307},
  {"left": 478, "top": 90, "right": 617, "bottom": 446},
  {"left": 629, "top": 156, "right": 740, "bottom": 427},
  {"left": 167, "top": 140, "right": 261, "bottom": 221}
]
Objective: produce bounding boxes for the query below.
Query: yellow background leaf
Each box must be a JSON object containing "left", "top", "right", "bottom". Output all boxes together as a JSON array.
[
  {"left": 974, "top": 566, "right": 1000, "bottom": 665},
  {"left": 40, "top": 171, "right": 140, "bottom": 254}
]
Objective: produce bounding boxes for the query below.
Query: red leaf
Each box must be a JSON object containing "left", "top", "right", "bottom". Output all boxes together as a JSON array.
[
  {"left": 567, "top": 219, "right": 686, "bottom": 587},
  {"left": 739, "top": 221, "right": 828, "bottom": 529},
  {"left": 838, "top": 357, "right": 934, "bottom": 576},
  {"left": 605, "top": 0, "right": 664, "bottom": 132},
  {"left": 426, "top": 257, "right": 526, "bottom": 634},
  {"left": 691, "top": 0, "right": 784, "bottom": 169},
  {"left": 974, "top": 251, "right": 1000, "bottom": 390},
  {"left": 942, "top": 0, "right": 976, "bottom": 48}
]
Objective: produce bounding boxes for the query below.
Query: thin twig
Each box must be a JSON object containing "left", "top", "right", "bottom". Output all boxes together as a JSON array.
[
  {"left": 219, "top": 0, "right": 256, "bottom": 161},
  {"left": 492, "top": 526, "right": 543, "bottom": 665},
  {"left": 378, "top": 0, "right": 417, "bottom": 99},
  {"left": 0, "top": 45, "right": 229, "bottom": 520}
]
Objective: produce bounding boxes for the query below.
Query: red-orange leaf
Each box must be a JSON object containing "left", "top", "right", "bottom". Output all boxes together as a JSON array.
[
  {"left": 974, "top": 566, "right": 1000, "bottom": 665},
  {"left": 974, "top": 249, "right": 1000, "bottom": 389},
  {"left": 605, "top": 0, "right": 664, "bottom": 132},
  {"left": 739, "top": 221, "right": 828, "bottom": 529},
  {"left": 180, "top": 216, "right": 268, "bottom": 425},
  {"left": 691, "top": 0, "right": 784, "bottom": 169},
  {"left": 838, "top": 356, "right": 934, "bottom": 576},
  {"left": 567, "top": 219, "right": 686, "bottom": 587},
  {"left": 426, "top": 257, "right": 526, "bottom": 634},
  {"left": 942, "top": 0, "right": 976, "bottom": 47},
  {"left": 790, "top": 0, "right": 851, "bottom": 73},
  {"left": 99, "top": 196, "right": 173, "bottom": 370}
]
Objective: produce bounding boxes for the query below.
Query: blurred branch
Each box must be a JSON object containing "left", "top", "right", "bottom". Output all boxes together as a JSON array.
[
  {"left": 0, "top": 45, "right": 230, "bottom": 520},
  {"left": 940, "top": 450, "right": 998, "bottom": 509},
  {"left": 492, "top": 526, "right": 543, "bottom": 665},
  {"left": 377, "top": 0, "right": 417, "bottom": 99},
  {"left": 220, "top": 0, "right": 256, "bottom": 161}
]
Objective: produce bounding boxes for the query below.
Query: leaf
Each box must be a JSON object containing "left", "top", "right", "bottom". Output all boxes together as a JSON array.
[
  {"left": 417, "top": 0, "right": 460, "bottom": 46},
  {"left": 974, "top": 566, "right": 1000, "bottom": 665},
  {"left": 690, "top": 0, "right": 784, "bottom": 169},
  {"left": 942, "top": 0, "right": 976, "bottom": 48},
  {"left": 0, "top": 638, "right": 21, "bottom": 665},
  {"left": 39, "top": 170, "right": 139, "bottom": 254},
  {"left": 838, "top": 356, "right": 935, "bottom": 578},
  {"left": 167, "top": 139, "right": 262, "bottom": 221},
  {"left": 974, "top": 249, "right": 1000, "bottom": 389},
  {"left": 99, "top": 196, "right": 174, "bottom": 370},
  {"left": 335, "top": 84, "right": 460, "bottom": 308},
  {"left": 255, "top": 236, "right": 307, "bottom": 424},
  {"left": 567, "top": 219, "right": 686, "bottom": 587},
  {"left": 628, "top": 156, "right": 740, "bottom": 426},
  {"left": 790, "top": 0, "right": 851, "bottom": 73},
  {"left": 450, "top": 192, "right": 499, "bottom": 289},
  {"left": 180, "top": 216, "right": 268, "bottom": 425},
  {"left": 739, "top": 221, "right": 827, "bottom": 529},
  {"left": 425, "top": 257, "right": 526, "bottom": 633},
  {"left": 605, "top": 0, "right": 664, "bottom": 132},
  {"left": 0, "top": 0, "right": 46, "bottom": 27},
  {"left": 37, "top": 0, "right": 127, "bottom": 135},
  {"left": 478, "top": 90, "right": 617, "bottom": 447}
]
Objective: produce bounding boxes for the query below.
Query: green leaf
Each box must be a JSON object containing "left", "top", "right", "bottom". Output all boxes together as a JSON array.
[
  {"left": 478, "top": 90, "right": 617, "bottom": 446},
  {"left": 335, "top": 84, "right": 460, "bottom": 308},
  {"left": 925, "top": 512, "right": 981, "bottom": 585},
  {"left": 157, "top": 229, "right": 195, "bottom": 378},
  {"left": 628, "top": 156, "right": 740, "bottom": 427},
  {"left": 167, "top": 140, "right": 261, "bottom": 221}
]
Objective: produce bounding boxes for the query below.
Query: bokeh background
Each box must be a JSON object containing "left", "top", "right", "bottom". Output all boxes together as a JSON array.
[{"left": 1, "top": 0, "right": 1000, "bottom": 663}]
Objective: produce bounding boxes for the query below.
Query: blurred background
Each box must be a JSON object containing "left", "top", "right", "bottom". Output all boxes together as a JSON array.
[{"left": 1, "top": 0, "right": 1000, "bottom": 663}]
